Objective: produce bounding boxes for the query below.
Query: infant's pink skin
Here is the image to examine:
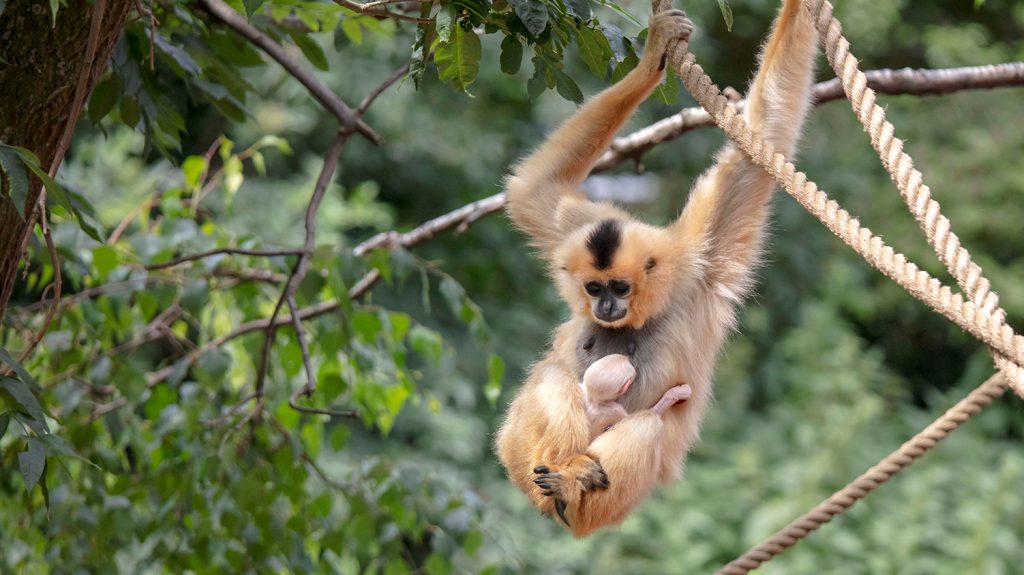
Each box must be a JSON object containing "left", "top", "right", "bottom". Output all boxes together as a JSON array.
[
  {"left": 581, "top": 354, "right": 693, "bottom": 438},
  {"left": 581, "top": 354, "right": 634, "bottom": 438},
  {"left": 650, "top": 384, "right": 692, "bottom": 415}
]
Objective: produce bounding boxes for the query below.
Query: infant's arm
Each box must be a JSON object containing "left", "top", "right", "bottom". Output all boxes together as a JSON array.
[{"left": 650, "top": 384, "right": 692, "bottom": 416}]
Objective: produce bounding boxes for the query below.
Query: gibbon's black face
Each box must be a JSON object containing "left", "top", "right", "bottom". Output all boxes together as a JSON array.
[{"left": 584, "top": 279, "right": 631, "bottom": 322}]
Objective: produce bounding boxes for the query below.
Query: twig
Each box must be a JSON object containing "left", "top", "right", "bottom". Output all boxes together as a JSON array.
[
  {"left": 357, "top": 55, "right": 427, "bottom": 114},
  {"left": 285, "top": 294, "right": 359, "bottom": 418},
  {"left": 146, "top": 247, "right": 305, "bottom": 271},
  {"left": 145, "top": 271, "right": 380, "bottom": 387},
  {"left": 332, "top": 0, "right": 431, "bottom": 24},
  {"left": 15, "top": 219, "right": 63, "bottom": 365},
  {"left": 353, "top": 193, "right": 506, "bottom": 256},
  {"left": 197, "top": 0, "right": 384, "bottom": 145},
  {"left": 254, "top": 130, "right": 350, "bottom": 404}
]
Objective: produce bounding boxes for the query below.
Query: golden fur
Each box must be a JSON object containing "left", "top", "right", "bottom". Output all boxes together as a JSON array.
[{"left": 496, "top": 0, "right": 818, "bottom": 537}]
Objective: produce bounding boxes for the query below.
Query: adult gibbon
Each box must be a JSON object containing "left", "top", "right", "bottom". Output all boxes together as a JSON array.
[{"left": 495, "top": 0, "right": 818, "bottom": 537}]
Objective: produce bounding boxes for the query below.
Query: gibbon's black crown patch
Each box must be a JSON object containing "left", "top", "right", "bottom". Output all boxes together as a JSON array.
[{"left": 587, "top": 219, "right": 621, "bottom": 270}]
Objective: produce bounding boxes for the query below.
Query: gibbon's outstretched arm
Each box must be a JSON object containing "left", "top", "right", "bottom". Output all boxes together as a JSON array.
[
  {"left": 674, "top": 0, "right": 817, "bottom": 296},
  {"left": 505, "top": 10, "right": 693, "bottom": 257}
]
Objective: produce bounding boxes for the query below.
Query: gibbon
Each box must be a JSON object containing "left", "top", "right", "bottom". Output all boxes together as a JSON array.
[{"left": 495, "top": 0, "right": 818, "bottom": 537}]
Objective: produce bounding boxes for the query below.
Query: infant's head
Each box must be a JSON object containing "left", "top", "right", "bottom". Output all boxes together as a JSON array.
[{"left": 582, "top": 354, "right": 636, "bottom": 402}]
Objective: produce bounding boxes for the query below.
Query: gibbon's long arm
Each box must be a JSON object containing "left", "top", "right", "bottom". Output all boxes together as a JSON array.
[
  {"left": 674, "top": 0, "right": 817, "bottom": 296},
  {"left": 506, "top": 10, "right": 693, "bottom": 257}
]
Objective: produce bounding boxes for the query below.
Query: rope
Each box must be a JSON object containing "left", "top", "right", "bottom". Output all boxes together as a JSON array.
[
  {"left": 810, "top": 0, "right": 1003, "bottom": 323},
  {"left": 715, "top": 373, "right": 1008, "bottom": 575},
  {"left": 640, "top": 0, "right": 1024, "bottom": 570},
  {"left": 653, "top": 1, "right": 1024, "bottom": 397}
]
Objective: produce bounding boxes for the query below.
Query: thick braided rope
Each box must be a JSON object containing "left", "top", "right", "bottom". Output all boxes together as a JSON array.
[
  {"left": 714, "top": 373, "right": 1008, "bottom": 575},
  {"left": 804, "top": 0, "right": 1024, "bottom": 411},
  {"left": 658, "top": 29, "right": 1024, "bottom": 397},
  {"left": 806, "top": 0, "right": 1004, "bottom": 323}
]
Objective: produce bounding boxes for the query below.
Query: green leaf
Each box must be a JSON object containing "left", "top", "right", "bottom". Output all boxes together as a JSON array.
[
  {"left": 243, "top": 0, "right": 266, "bottom": 18},
  {"left": 182, "top": 155, "right": 206, "bottom": 189},
  {"left": 410, "top": 5, "right": 436, "bottom": 89},
  {"left": 500, "top": 35, "right": 523, "bottom": 75},
  {"left": 0, "top": 377, "right": 48, "bottom": 434},
  {"left": 485, "top": 354, "right": 504, "bottom": 407},
  {"left": 717, "top": 0, "right": 733, "bottom": 31},
  {"left": 120, "top": 97, "right": 141, "bottom": 128},
  {"left": 19, "top": 437, "right": 46, "bottom": 490},
  {"left": 527, "top": 56, "right": 548, "bottom": 99},
  {"left": 48, "top": 0, "right": 59, "bottom": 26},
  {"left": 436, "top": 4, "right": 456, "bottom": 43},
  {"left": 0, "top": 146, "right": 28, "bottom": 218},
  {"left": 435, "top": 26, "right": 482, "bottom": 95},
  {"left": 409, "top": 325, "right": 443, "bottom": 363},
  {"left": 0, "top": 413, "right": 9, "bottom": 440},
  {"left": 565, "top": 0, "right": 591, "bottom": 20},
  {"left": 289, "top": 31, "right": 330, "bottom": 70},
  {"left": 154, "top": 33, "right": 201, "bottom": 76},
  {"left": 88, "top": 74, "right": 121, "bottom": 124},
  {"left": 575, "top": 26, "right": 613, "bottom": 77},
  {"left": 652, "top": 66, "right": 679, "bottom": 104},
  {"left": 462, "top": 529, "right": 484, "bottom": 555},
  {"left": 145, "top": 385, "right": 176, "bottom": 420},
  {"left": 509, "top": 0, "right": 548, "bottom": 37},
  {"left": 91, "top": 245, "right": 119, "bottom": 278},
  {"left": 555, "top": 71, "right": 584, "bottom": 104},
  {"left": 0, "top": 347, "right": 36, "bottom": 388},
  {"left": 341, "top": 19, "right": 364, "bottom": 45}
]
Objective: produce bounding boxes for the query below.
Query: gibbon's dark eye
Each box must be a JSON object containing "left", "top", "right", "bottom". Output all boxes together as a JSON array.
[
  {"left": 583, "top": 336, "right": 596, "bottom": 351},
  {"left": 645, "top": 258, "right": 657, "bottom": 271},
  {"left": 584, "top": 281, "right": 602, "bottom": 297},
  {"left": 609, "top": 280, "right": 631, "bottom": 297}
]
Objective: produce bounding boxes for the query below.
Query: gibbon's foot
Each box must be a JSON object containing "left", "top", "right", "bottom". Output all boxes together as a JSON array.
[{"left": 647, "top": 9, "right": 693, "bottom": 64}]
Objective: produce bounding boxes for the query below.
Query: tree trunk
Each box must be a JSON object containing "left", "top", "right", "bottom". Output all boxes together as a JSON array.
[{"left": 0, "top": 0, "right": 133, "bottom": 322}]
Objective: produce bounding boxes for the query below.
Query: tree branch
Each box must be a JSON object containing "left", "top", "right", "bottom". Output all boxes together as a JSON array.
[
  {"left": 196, "top": 0, "right": 383, "bottom": 145},
  {"left": 145, "top": 247, "right": 306, "bottom": 271},
  {"left": 332, "top": 0, "right": 431, "bottom": 24},
  {"left": 254, "top": 130, "right": 349, "bottom": 404}
]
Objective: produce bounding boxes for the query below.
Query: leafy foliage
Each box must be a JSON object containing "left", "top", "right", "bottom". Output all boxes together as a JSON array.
[{"left": 3, "top": 0, "right": 1024, "bottom": 573}]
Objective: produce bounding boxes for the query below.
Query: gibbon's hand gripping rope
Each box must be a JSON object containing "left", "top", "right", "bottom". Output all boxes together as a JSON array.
[{"left": 644, "top": 0, "right": 1024, "bottom": 571}]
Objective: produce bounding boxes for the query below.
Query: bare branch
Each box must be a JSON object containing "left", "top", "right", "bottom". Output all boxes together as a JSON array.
[
  {"left": 354, "top": 193, "right": 507, "bottom": 256},
  {"left": 146, "top": 247, "right": 305, "bottom": 271},
  {"left": 145, "top": 272, "right": 382, "bottom": 387},
  {"left": 254, "top": 130, "right": 350, "bottom": 403},
  {"left": 196, "top": 0, "right": 384, "bottom": 145},
  {"left": 15, "top": 219, "right": 63, "bottom": 366},
  {"left": 332, "top": 0, "right": 431, "bottom": 24}
]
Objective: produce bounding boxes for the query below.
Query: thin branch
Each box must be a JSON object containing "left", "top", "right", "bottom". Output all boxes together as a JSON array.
[
  {"left": 145, "top": 271, "right": 380, "bottom": 387},
  {"left": 16, "top": 220, "right": 63, "bottom": 365},
  {"left": 356, "top": 52, "right": 432, "bottom": 114},
  {"left": 145, "top": 247, "right": 305, "bottom": 271},
  {"left": 254, "top": 130, "right": 350, "bottom": 404},
  {"left": 332, "top": 0, "right": 432, "bottom": 24},
  {"left": 286, "top": 294, "right": 360, "bottom": 418},
  {"left": 353, "top": 193, "right": 506, "bottom": 256},
  {"left": 196, "top": 0, "right": 383, "bottom": 145}
]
